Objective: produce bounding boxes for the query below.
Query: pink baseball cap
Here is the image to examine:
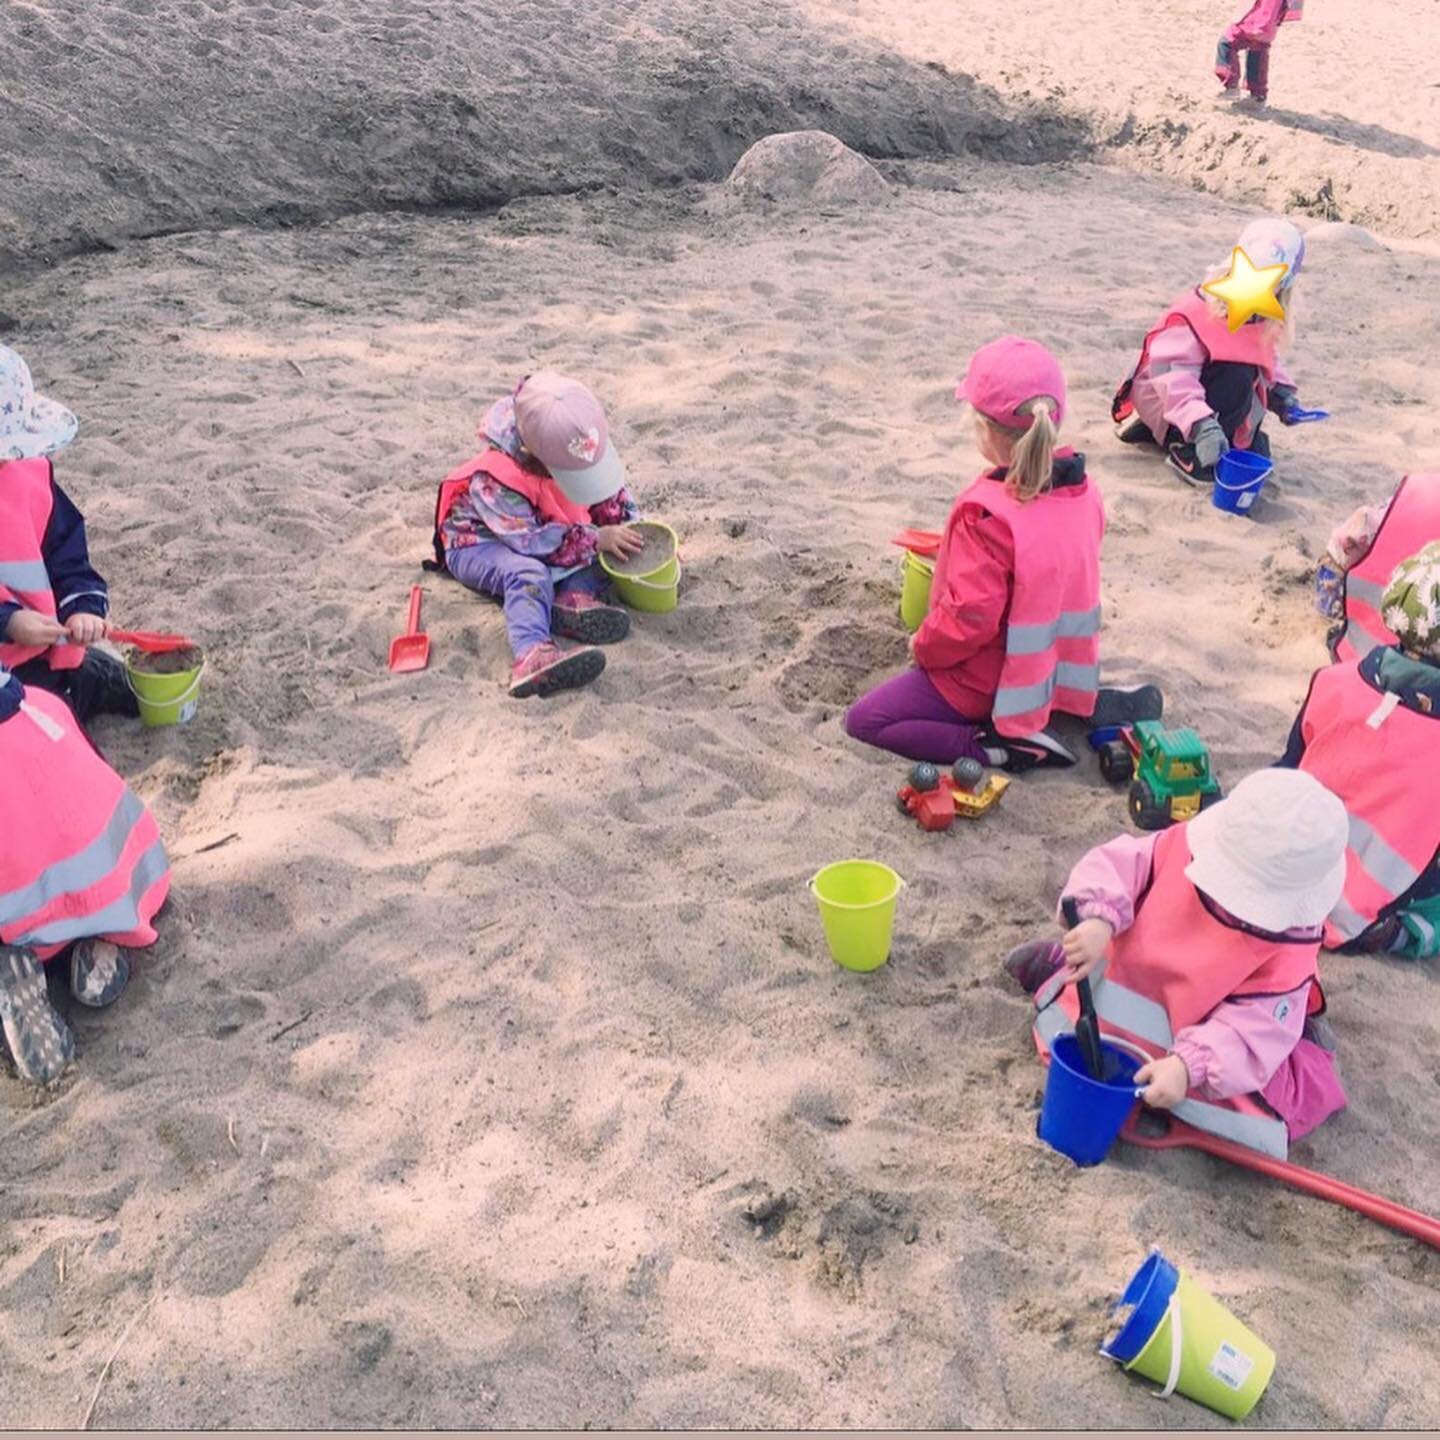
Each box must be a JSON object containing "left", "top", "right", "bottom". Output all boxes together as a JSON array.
[
  {"left": 513, "top": 371, "right": 627, "bottom": 506},
  {"left": 955, "top": 336, "right": 1067, "bottom": 430}
]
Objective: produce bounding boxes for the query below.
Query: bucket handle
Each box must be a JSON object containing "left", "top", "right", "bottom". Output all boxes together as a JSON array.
[
  {"left": 617, "top": 560, "right": 684, "bottom": 592},
  {"left": 1151, "top": 1294, "right": 1183, "bottom": 1400},
  {"left": 124, "top": 664, "right": 205, "bottom": 708}
]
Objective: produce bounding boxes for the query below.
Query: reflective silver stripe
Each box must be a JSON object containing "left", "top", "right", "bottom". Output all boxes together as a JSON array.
[
  {"left": 1337, "top": 615, "right": 1388, "bottom": 662},
  {"left": 1006, "top": 606, "right": 1103, "bottom": 657},
  {"left": 1346, "top": 575, "right": 1385, "bottom": 606},
  {"left": 993, "top": 663, "right": 1101, "bottom": 718},
  {"left": 1347, "top": 814, "right": 1421, "bottom": 899},
  {"left": 1409, "top": 912, "right": 1435, "bottom": 950},
  {"left": 1034, "top": 974, "right": 1289, "bottom": 1159},
  {"left": 1328, "top": 894, "right": 1371, "bottom": 942},
  {"left": 0, "top": 791, "right": 148, "bottom": 925},
  {"left": 0, "top": 558, "right": 51, "bottom": 592},
  {"left": 15, "top": 838, "right": 169, "bottom": 947}
]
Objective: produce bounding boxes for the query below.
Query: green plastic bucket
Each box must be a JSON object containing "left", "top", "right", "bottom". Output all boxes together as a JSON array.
[
  {"left": 126, "top": 651, "right": 204, "bottom": 728},
  {"left": 601, "top": 520, "right": 680, "bottom": 613},
  {"left": 809, "top": 860, "right": 905, "bottom": 973},
  {"left": 899, "top": 550, "right": 934, "bottom": 633},
  {"left": 1114, "top": 1261, "right": 1276, "bottom": 1420}
]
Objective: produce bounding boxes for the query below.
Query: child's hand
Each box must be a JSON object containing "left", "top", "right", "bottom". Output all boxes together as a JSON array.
[
  {"left": 1060, "top": 917, "right": 1113, "bottom": 982},
  {"left": 1134, "top": 1053, "right": 1190, "bottom": 1109},
  {"left": 64, "top": 614, "right": 108, "bottom": 645},
  {"left": 4, "top": 609, "right": 68, "bottom": 648},
  {"left": 598, "top": 525, "right": 645, "bottom": 561}
]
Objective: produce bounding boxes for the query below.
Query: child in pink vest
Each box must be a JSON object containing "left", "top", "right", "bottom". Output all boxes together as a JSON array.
[
  {"left": 433, "top": 372, "right": 646, "bottom": 699},
  {"left": 1216, "top": 0, "right": 1303, "bottom": 105},
  {"left": 1008, "top": 769, "right": 1349, "bottom": 1154},
  {"left": 846, "top": 337, "right": 1160, "bottom": 773},
  {"left": 0, "top": 663, "right": 170, "bottom": 1086},
  {"left": 1113, "top": 218, "right": 1317, "bottom": 487}
]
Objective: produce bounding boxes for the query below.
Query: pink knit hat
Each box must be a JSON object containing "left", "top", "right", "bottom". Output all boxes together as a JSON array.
[{"left": 955, "top": 336, "right": 1067, "bottom": 430}]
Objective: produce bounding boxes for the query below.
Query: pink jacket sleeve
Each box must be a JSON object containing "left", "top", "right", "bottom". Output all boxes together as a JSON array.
[
  {"left": 1173, "top": 984, "right": 1310, "bottom": 1100},
  {"left": 1139, "top": 324, "right": 1215, "bottom": 441},
  {"left": 1059, "top": 831, "right": 1161, "bottom": 935},
  {"left": 912, "top": 508, "right": 1014, "bottom": 670}
]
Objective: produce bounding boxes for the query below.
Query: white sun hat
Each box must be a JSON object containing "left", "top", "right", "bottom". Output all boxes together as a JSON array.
[
  {"left": 0, "top": 346, "right": 78, "bottom": 462},
  {"left": 1184, "top": 768, "right": 1349, "bottom": 933}
]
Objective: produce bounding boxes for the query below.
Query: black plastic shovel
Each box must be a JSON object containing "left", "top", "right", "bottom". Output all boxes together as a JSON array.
[{"left": 1061, "top": 897, "right": 1106, "bottom": 1081}]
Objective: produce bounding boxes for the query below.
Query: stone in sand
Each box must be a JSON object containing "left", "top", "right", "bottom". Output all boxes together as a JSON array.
[{"left": 726, "top": 130, "right": 890, "bottom": 206}]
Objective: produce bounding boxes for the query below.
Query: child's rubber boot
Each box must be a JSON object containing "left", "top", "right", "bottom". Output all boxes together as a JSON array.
[
  {"left": 1112, "top": 395, "right": 1154, "bottom": 445},
  {"left": 70, "top": 940, "right": 131, "bottom": 1009},
  {"left": 977, "top": 726, "right": 1078, "bottom": 774},
  {"left": 552, "top": 591, "right": 631, "bottom": 645},
  {"left": 509, "top": 641, "right": 606, "bottom": 699},
  {"left": 1165, "top": 439, "right": 1216, "bottom": 487},
  {"left": 1003, "top": 938, "right": 1064, "bottom": 995},
  {"left": 1091, "top": 684, "right": 1165, "bottom": 729},
  {"left": 0, "top": 946, "right": 74, "bottom": 1086}
]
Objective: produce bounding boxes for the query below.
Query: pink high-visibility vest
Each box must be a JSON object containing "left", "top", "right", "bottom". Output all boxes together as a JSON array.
[
  {"left": 1035, "top": 825, "right": 1322, "bottom": 1159},
  {"left": 1334, "top": 474, "right": 1440, "bottom": 665},
  {"left": 0, "top": 684, "right": 170, "bottom": 960},
  {"left": 1298, "top": 659, "right": 1440, "bottom": 948},
  {"left": 0, "top": 457, "right": 84, "bottom": 671},
  {"left": 957, "top": 473, "right": 1104, "bottom": 737},
  {"left": 1135, "top": 289, "right": 1279, "bottom": 382}
]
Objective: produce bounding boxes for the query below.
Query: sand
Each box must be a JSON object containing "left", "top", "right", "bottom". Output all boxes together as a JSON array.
[{"left": 2, "top": 0, "right": 1439, "bottom": 1430}]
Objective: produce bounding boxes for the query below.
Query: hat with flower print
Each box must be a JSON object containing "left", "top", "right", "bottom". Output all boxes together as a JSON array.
[
  {"left": 513, "top": 371, "right": 626, "bottom": 507},
  {"left": 0, "top": 346, "right": 78, "bottom": 462},
  {"left": 1382, "top": 542, "right": 1440, "bottom": 659}
]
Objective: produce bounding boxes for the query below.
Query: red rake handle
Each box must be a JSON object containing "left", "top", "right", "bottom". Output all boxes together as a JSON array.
[
  {"left": 405, "top": 585, "right": 423, "bottom": 636},
  {"left": 108, "top": 628, "right": 194, "bottom": 653},
  {"left": 1122, "top": 1114, "right": 1440, "bottom": 1249}
]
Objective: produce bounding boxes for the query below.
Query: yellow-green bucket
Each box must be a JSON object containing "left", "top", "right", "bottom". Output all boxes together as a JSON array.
[
  {"left": 809, "top": 860, "right": 905, "bottom": 973},
  {"left": 1105, "top": 1250, "right": 1275, "bottom": 1420},
  {"left": 125, "top": 652, "right": 204, "bottom": 728},
  {"left": 899, "top": 550, "right": 934, "bottom": 633},
  {"left": 601, "top": 520, "right": 680, "bottom": 614}
]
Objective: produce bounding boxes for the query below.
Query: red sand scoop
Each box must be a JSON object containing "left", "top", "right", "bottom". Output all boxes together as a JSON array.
[
  {"left": 1121, "top": 1111, "right": 1440, "bottom": 1250},
  {"left": 889, "top": 528, "right": 942, "bottom": 557},
  {"left": 387, "top": 585, "right": 430, "bottom": 673},
  {"left": 109, "top": 628, "right": 195, "bottom": 654}
]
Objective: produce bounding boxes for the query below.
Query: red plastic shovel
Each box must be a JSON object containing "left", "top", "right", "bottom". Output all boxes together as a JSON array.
[
  {"left": 889, "top": 528, "right": 943, "bottom": 557},
  {"left": 1121, "top": 1110, "right": 1440, "bottom": 1250},
  {"left": 109, "top": 628, "right": 195, "bottom": 654},
  {"left": 387, "top": 585, "right": 430, "bottom": 673}
]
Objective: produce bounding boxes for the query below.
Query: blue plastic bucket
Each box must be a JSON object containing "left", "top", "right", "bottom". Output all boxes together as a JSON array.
[
  {"left": 1102, "top": 1249, "right": 1180, "bottom": 1363},
  {"left": 1037, "top": 1032, "right": 1142, "bottom": 1166},
  {"left": 1212, "top": 450, "right": 1273, "bottom": 515}
]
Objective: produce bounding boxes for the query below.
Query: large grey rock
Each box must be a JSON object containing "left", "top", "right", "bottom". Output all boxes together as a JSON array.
[{"left": 725, "top": 130, "right": 891, "bottom": 205}]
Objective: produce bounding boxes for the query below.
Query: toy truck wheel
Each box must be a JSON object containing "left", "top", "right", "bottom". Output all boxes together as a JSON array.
[
  {"left": 952, "top": 757, "right": 985, "bottom": 792},
  {"left": 1128, "top": 778, "right": 1172, "bottom": 832},
  {"left": 1199, "top": 788, "right": 1223, "bottom": 811},
  {"left": 910, "top": 761, "right": 941, "bottom": 791},
  {"left": 1099, "top": 740, "right": 1134, "bottom": 784}
]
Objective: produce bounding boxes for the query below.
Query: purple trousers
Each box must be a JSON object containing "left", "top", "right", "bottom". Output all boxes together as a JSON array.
[
  {"left": 446, "top": 540, "right": 606, "bottom": 658},
  {"left": 844, "top": 666, "right": 990, "bottom": 765}
]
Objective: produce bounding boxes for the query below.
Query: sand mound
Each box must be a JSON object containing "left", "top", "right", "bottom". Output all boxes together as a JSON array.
[{"left": 726, "top": 131, "right": 890, "bottom": 206}]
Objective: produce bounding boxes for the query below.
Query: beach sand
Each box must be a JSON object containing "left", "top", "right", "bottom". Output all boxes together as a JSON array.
[{"left": 2, "top": 0, "right": 1439, "bottom": 1428}]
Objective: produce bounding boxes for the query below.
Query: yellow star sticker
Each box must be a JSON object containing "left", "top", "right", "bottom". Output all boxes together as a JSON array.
[{"left": 1202, "top": 246, "right": 1290, "bottom": 332}]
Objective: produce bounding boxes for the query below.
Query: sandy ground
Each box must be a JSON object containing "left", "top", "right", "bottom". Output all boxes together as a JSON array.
[{"left": 2, "top": 0, "right": 1440, "bottom": 1431}]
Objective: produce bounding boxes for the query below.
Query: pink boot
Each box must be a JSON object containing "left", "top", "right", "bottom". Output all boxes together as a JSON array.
[
  {"left": 552, "top": 591, "right": 630, "bottom": 645},
  {"left": 509, "top": 641, "right": 606, "bottom": 699}
]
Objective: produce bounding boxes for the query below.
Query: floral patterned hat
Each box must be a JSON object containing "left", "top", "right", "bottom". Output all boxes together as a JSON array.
[
  {"left": 0, "top": 345, "right": 78, "bottom": 461},
  {"left": 1383, "top": 543, "right": 1440, "bottom": 659}
]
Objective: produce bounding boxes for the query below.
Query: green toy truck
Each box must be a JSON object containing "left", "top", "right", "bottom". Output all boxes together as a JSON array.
[{"left": 1096, "top": 720, "right": 1223, "bottom": 831}]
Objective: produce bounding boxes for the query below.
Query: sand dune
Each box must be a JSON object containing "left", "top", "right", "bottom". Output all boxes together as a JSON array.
[{"left": 2, "top": 0, "right": 1439, "bottom": 1430}]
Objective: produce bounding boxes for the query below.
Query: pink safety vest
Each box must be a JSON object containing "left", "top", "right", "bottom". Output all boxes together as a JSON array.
[
  {"left": 433, "top": 447, "right": 592, "bottom": 557},
  {"left": 0, "top": 457, "right": 84, "bottom": 672},
  {"left": 1334, "top": 474, "right": 1440, "bottom": 665},
  {"left": 1129, "top": 288, "right": 1279, "bottom": 389},
  {"left": 953, "top": 472, "right": 1104, "bottom": 737},
  {"left": 0, "top": 683, "right": 170, "bottom": 961},
  {"left": 1298, "top": 660, "right": 1440, "bottom": 948},
  {"left": 1034, "top": 825, "right": 1321, "bottom": 1159}
]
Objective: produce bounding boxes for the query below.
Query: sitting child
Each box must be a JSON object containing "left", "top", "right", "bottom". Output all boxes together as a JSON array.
[
  {"left": 1215, "top": 0, "right": 1304, "bottom": 106},
  {"left": 0, "top": 664, "right": 171, "bottom": 1085},
  {"left": 431, "top": 372, "right": 645, "bottom": 699},
  {"left": 1315, "top": 472, "right": 1440, "bottom": 663},
  {"left": 1112, "top": 218, "right": 1317, "bottom": 487},
  {"left": 1007, "top": 769, "right": 1350, "bottom": 1157},
  {"left": 1281, "top": 543, "right": 1440, "bottom": 961},
  {"left": 845, "top": 336, "right": 1160, "bottom": 772},
  {"left": 0, "top": 345, "right": 138, "bottom": 724}
]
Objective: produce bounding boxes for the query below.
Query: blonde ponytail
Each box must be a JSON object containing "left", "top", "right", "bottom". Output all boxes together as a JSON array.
[{"left": 1000, "top": 397, "right": 1058, "bottom": 502}]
